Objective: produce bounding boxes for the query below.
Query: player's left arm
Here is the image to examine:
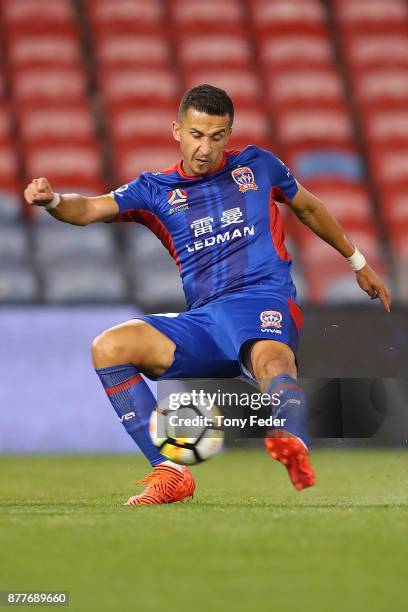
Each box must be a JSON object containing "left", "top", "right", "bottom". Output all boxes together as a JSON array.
[{"left": 288, "top": 181, "right": 391, "bottom": 312}]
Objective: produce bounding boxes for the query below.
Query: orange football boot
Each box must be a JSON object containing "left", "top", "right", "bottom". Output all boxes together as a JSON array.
[
  {"left": 265, "top": 431, "right": 316, "bottom": 490},
  {"left": 125, "top": 464, "right": 195, "bottom": 506}
]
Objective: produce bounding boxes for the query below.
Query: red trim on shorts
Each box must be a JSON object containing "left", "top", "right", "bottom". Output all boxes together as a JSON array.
[
  {"left": 269, "top": 189, "right": 290, "bottom": 261},
  {"left": 288, "top": 298, "right": 303, "bottom": 332},
  {"left": 106, "top": 374, "right": 143, "bottom": 396}
]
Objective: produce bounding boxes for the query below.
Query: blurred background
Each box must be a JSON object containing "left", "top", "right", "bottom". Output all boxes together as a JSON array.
[{"left": 0, "top": 0, "right": 407, "bottom": 451}]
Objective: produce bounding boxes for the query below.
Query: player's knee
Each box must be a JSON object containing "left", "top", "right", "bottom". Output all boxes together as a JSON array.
[
  {"left": 91, "top": 330, "right": 127, "bottom": 368},
  {"left": 250, "top": 348, "right": 296, "bottom": 382}
]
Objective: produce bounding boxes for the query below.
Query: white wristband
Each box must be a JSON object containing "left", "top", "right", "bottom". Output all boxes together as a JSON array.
[
  {"left": 45, "top": 193, "right": 61, "bottom": 211},
  {"left": 347, "top": 247, "right": 366, "bottom": 272}
]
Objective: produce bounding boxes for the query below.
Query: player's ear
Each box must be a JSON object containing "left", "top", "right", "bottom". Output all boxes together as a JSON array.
[{"left": 172, "top": 121, "right": 181, "bottom": 143}]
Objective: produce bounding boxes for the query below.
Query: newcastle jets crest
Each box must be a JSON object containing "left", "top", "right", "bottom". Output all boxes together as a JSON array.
[{"left": 231, "top": 166, "right": 259, "bottom": 193}]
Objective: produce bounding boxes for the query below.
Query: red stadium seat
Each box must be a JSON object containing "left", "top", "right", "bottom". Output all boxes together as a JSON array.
[
  {"left": 303, "top": 181, "right": 374, "bottom": 229},
  {"left": 86, "top": 0, "right": 164, "bottom": 34},
  {"left": 18, "top": 105, "right": 96, "bottom": 145},
  {"left": 170, "top": 0, "right": 243, "bottom": 32},
  {"left": 12, "top": 67, "right": 87, "bottom": 104},
  {"left": 228, "top": 108, "right": 273, "bottom": 149},
  {"left": 274, "top": 107, "right": 353, "bottom": 147},
  {"left": 93, "top": 34, "right": 171, "bottom": 69},
  {"left": 177, "top": 34, "right": 252, "bottom": 69},
  {"left": 351, "top": 68, "right": 408, "bottom": 108},
  {"left": 368, "top": 146, "right": 408, "bottom": 188},
  {"left": 24, "top": 143, "right": 104, "bottom": 191},
  {"left": 333, "top": 0, "right": 408, "bottom": 32},
  {"left": 361, "top": 109, "right": 408, "bottom": 146},
  {"left": 99, "top": 68, "right": 179, "bottom": 107},
  {"left": 183, "top": 68, "right": 262, "bottom": 106},
  {"left": 258, "top": 33, "right": 333, "bottom": 69},
  {"left": 249, "top": 0, "right": 327, "bottom": 34},
  {"left": 1, "top": 0, "right": 75, "bottom": 31},
  {"left": 7, "top": 33, "right": 81, "bottom": 68},
  {"left": 108, "top": 106, "right": 176, "bottom": 145},
  {"left": 113, "top": 145, "right": 180, "bottom": 185},
  {"left": 342, "top": 32, "right": 408, "bottom": 69},
  {"left": 378, "top": 189, "right": 408, "bottom": 228},
  {"left": 266, "top": 69, "right": 345, "bottom": 108},
  {"left": 0, "top": 143, "right": 18, "bottom": 185}
]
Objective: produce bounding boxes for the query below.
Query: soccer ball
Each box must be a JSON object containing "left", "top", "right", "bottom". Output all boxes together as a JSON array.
[{"left": 149, "top": 396, "right": 224, "bottom": 465}]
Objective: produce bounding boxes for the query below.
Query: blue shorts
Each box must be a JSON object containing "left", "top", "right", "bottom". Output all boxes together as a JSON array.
[{"left": 136, "top": 286, "right": 302, "bottom": 381}]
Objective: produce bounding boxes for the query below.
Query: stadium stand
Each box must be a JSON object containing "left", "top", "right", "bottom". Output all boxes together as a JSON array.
[{"left": 0, "top": 0, "right": 405, "bottom": 305}]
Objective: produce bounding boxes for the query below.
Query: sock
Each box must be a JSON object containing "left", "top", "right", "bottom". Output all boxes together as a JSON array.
[
  {"left": 268, "top": 374, "right": 309, "bottom": 448},
  {"left": 95, "top": 363, "right": 166, "bottom": 466}
]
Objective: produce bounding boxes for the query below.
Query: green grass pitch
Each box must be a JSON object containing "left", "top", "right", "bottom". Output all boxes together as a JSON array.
[{"left": 0, "top": 449, "right": 407, "bottom": 612}]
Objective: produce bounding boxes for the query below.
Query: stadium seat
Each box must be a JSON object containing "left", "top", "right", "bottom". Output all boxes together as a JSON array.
[
  {"left": 113, "top": 145, "right": 180, "bottom": 184},
  {"left": 1, "top": 0, "right": 75, "bottom": 32},
  {"left": 285, "top": 146, "right": 364, "bottom": 183},
  {"left": 24, "top": 143, "right": 104, "bottom": 192},
  {"left": 0, "top": 191, "right": 22, "bottom": 224},
  {"left": 42, "top": 263, "right": 127, "bottom": 303},
  {"left": 7, "top": 33, "right": 81, "bottom": 68},
  {"left": 274, "top": 107, "right": 353, "bottom": 147},
  {"left": 0, "top": 144, "right": 18, "bottom": 187},
  {"left": 108, "top": 106, "right": 176, "bottom": 145},
  {"left": 0, "top": 264, "right": 39, "bottom": 302},
  {"left": 93, "top": 34, "right": 171, "bottom": 69},
  {"left": 177, "top": 34, "right": 252, "bottom": 69},
  {"left": 228, "top": 108, "right": 273, "bottom": 149},
  {"left": 258, "top": 33, "right": 334, "bottom": 69},
  {"left": 0, "top": 226, "right": 30, "bottom": 265},
  {"left": 183, "top": 68, "right": 262, "bottom": 106},
  {"left": 170, "top": 0, "right": 243, "bottom": 32},
  {"left": 124, "top": 225, "right": 185, "bottom": 311},
  {"left": 18, "top": 105, "right": 96, "bottom": 145},
  {"left": 249, "top": 0, "right": 327, "bottom": 34},
  {"left": 368, "top": 146, "right": 408, "bottom": 189},
  {"left": 351, "top": 68, "right": 408, "bottom": 108},
  {"left": 388, "top": 224, "right": 408, "bottom": 300},
  {"left": 378, "top": 189, "right": 408, "bottom": 228},
  {"left": 342, "top": 32, "right": 408, "bottom": 69},
  {"left": 99, "top": 68, "right": 179, "bottom": 107},
  {"left": 12, "top": 67, "right": 88, "bottom": 104},
  {"left": 303, "top": 181, "right": 374, "bottom": 229},
  {"left": 33, "top": 224, "right": 117, "bottom": 267},
  {"left": 333, "top": 0, "right": 408, "bottom": 32},
  {"left": 85, "top": 0, "right": 164, "bottom": 34},
  {"left": 266, "top": 69, "right": 345, "bottom": 108},
  {"left": 361, "top": 109, "right": 408, "bottom": 146}
]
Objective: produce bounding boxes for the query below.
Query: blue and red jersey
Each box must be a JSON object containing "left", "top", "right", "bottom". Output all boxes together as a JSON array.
[{"left": 111, "top": 145, "right": 299, "bottom": 309}]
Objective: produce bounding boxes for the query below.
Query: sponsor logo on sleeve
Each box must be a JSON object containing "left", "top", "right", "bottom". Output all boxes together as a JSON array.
[{"left": 167, "top": 189, "right": 189, "bottom": 214}]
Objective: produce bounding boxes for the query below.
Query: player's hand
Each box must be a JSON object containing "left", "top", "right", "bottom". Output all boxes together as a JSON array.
[
  {"left": 24, "top": 177, "right": 55, "bottom": 207},
  {"left": 355, "top": 264, "right": 391, "bottom": 312}
]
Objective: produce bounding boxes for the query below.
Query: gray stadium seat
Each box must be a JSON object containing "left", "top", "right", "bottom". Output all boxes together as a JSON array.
[
  {"left": 42, "top": 262, "right": 127, "bottom": 302},
  {"left": 124, "top": 225, "right": 186, "bottom": 311},
  {"left": 0, "top": 225, "right": 30, "bottom": 264},
  {"left": 325, "top": 276, "right": 371, "bottom": 303},
  {"left": 0, "top": 264, "right": 39, "bottom": 301},
  {"left": 0, "top": 191, "right": 23, "bottom": 223},
  {"left": 33, "top": 222, "right": 117, "bottom": 266}
]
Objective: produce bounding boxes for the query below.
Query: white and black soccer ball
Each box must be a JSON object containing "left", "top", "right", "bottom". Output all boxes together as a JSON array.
[{"left": 149, "top": 396, "right": 224, "bottom": 465}]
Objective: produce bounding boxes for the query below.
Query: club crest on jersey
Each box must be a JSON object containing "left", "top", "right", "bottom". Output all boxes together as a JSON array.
[
  {"left": 231, "top": 166, "right": 259, "bottom": 193},
  {"left": 167, "top": 189, "right": 189, "bottom": 214},
  {"left": 260, "top": 311, "right": 282, "bottom": 329}
]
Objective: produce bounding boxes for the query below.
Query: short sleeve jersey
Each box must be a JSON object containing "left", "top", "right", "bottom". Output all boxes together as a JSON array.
[{"left": 111, "top": 145, "right": 299, "bottom": 309}]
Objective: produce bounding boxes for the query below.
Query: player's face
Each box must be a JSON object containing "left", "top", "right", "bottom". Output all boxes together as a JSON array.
[{"left": 173, "top": 108, "right": 232, "bottom": 176}]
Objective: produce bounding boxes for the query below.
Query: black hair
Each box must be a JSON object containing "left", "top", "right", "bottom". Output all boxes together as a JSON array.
[{"left": 179, "top": 84, "right": 234, "bottom": 124}]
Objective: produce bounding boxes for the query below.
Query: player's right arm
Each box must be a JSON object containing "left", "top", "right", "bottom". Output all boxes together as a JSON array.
[{"left": 24, "top": 177, "right": 119, "bottom": 225}]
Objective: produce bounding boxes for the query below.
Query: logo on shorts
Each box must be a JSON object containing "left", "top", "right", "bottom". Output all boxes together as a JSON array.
[
  {"left": 167, "top": 189, "right": 189, "bottom": 214},
  {"left": 231, "top": 167, "right": 259, "bottom": 193},
  {"left": 260, "top": 311, "right": 282, "bottom": 328}
]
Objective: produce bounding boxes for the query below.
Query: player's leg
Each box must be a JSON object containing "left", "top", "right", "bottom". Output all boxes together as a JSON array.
[
  {"left": 92, "top": 319, "right": 194, "bottom": 505},
  {"left": 243, "top": 339, "right": 315, "bottom": 490}
]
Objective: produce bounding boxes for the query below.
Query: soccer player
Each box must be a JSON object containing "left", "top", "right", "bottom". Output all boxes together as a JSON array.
[{"left": 24, "top": 85, "right": 391, "bottom": 505}]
